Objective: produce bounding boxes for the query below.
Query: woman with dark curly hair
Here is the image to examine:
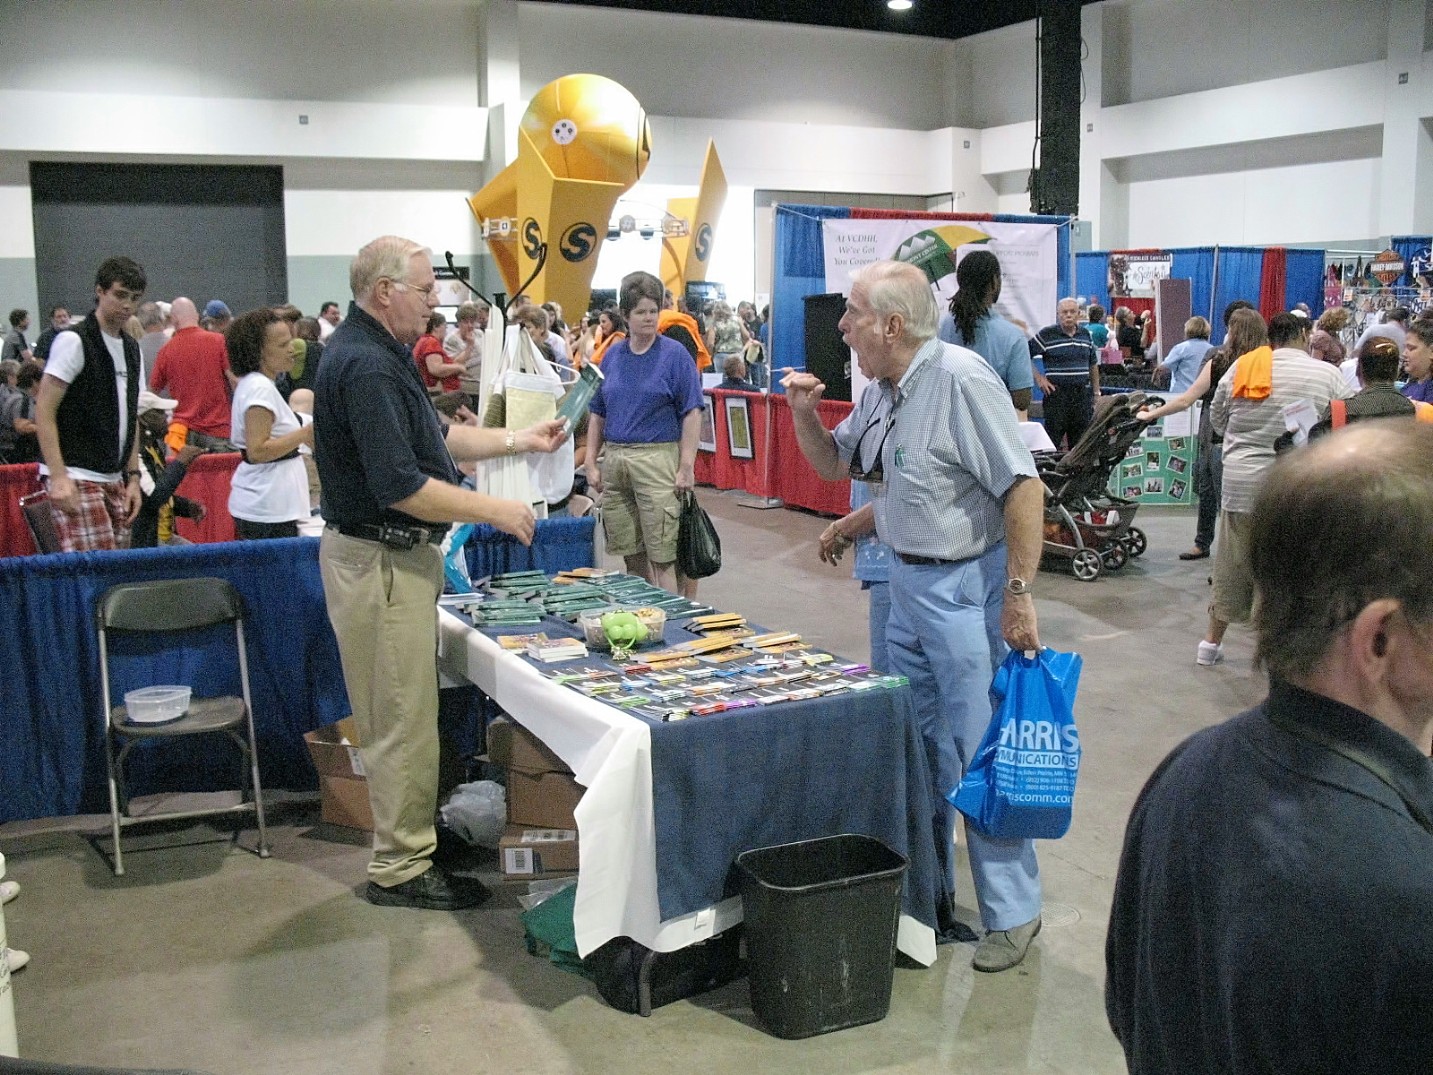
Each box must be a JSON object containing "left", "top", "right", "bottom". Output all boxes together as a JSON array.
[{"left": 226, "top": 307, "right": 313, "bottom": 539}]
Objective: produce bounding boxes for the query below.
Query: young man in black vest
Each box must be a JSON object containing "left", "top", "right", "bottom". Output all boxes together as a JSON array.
[{"left": 35, "top": 256, "right": 147, "bottom": 551}]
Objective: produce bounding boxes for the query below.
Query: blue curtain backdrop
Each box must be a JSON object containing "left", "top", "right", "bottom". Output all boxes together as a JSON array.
[
  {"left": 1, "top": 519, "right": 596, "bottom": 824},
  {"left": 1393, "top": 235, "right": 1432, "bottom": 287},
  {"left": 465, "top": 516, "right": 595, "bottom": 579},
  {"left": 1210, "top": 248, "right": 1265, "bottom": 347},
  {"left": 0, "top": 538, "right": 346, "bottom": 823},
  {"left": 1076, "top": 252, "right": 1111, "bottom": 312},
  {"left": 770, "top": 204, "right": 850, "bottom": 382},
  {"left": 770, "top": 206, "right": 1073, "bottom": 386},
  {"left": 1283, "top": 248, "right": 1327, "bottom": 317}
]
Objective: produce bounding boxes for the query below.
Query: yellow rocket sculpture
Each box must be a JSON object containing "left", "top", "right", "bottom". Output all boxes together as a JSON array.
[
  {"left": 468, "top": 74, "right": 650, "bottom": 319},
  {"left": 661, "top": 140, "right": 727, "bottom": 298}
]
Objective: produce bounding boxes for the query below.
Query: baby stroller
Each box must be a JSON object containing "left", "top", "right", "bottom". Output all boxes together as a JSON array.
[{"left": 1035, "top": 391, "right": 1162, "bottom": 581}]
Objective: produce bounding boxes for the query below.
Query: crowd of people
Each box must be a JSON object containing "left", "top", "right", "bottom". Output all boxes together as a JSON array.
[{"left": 7, "top": 245, "right": 1432, "bottom": 1038}]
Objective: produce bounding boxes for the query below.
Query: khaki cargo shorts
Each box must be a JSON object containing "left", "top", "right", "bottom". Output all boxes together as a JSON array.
[{"left": 599, "top": 441, "right": 681, "bottom": 564}]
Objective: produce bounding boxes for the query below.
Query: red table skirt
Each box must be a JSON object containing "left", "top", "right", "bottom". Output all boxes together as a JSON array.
[
  {"left": 1, "top": 453, "right": 239, "bottom": 557},
  {"left": 692, "top": 391, "right": 851, "bottom": 517}
]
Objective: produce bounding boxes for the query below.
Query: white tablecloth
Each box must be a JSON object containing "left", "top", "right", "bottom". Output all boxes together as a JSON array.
[{"left": 436, "top": 605, "right": 937, "bottom": 965}]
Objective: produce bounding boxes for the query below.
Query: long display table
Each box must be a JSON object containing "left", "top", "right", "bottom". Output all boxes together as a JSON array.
[{"left": 436, "top": 603, "right": 941, "bottom": 966}]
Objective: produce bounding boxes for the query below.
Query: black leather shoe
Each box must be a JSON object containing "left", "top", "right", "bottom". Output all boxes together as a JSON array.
[{"left": 366, "top": 867, "right": 492, "bottom": 910}]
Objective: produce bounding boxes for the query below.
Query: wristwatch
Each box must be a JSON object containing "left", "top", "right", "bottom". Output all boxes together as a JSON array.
[{"left": 1006, "top": 577, "right": 1031, "bottom": 596}]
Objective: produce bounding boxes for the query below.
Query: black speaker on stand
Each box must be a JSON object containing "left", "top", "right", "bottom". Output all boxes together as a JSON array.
[{"left": 803, "top": 293, "right": 851, "bottom": 402}]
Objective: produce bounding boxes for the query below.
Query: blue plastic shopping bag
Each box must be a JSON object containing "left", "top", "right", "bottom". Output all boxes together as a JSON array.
[
  {"left": 948, "top": 648, "right": 1083, "bottom": 840},
  {"left": 442, "top": 523, "right": 476, "bottom": 593}
]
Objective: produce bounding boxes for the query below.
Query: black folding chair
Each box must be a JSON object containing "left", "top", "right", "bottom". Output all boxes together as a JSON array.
[{"left": 95, "top": 577, "right": 271, "bottom": 875}]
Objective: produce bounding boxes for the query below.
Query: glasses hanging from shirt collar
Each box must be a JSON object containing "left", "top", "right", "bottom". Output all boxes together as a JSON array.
[{"left": 849, "top": 400, "right": 901, "bottom": 484}]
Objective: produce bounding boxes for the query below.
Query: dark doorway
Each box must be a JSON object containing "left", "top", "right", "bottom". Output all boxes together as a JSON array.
[{"left": 31, "top": 162, "right": 287, "bottom": 315}]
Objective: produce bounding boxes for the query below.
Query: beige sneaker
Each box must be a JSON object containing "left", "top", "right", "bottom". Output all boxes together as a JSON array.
[
  {"left": 3, "top": 948, "right": 29, "bottom": 972},
  {"left": 972, "top": 916, "right": 1041, "bottom": 973},
  {"left": 0, "top": 880, "right": 18, "bottom": 905}
]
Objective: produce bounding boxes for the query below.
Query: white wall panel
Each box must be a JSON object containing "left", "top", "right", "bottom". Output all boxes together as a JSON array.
[
  {"left": 284, "top": 161, "right": 486, "bottom": 256},
  {"left": 950, "top": 23, "right": 1040, "bottom": 129},
  {"left": 0, "top": 183, "right": 34, "bottom": 258},
  {"left": 0, "top": 0, "right": 481, "bottom": 106},
  {"left": 647, "top": 117, "right": 945, "bottom": 196},
  {"left": 516, "top": 2, "right": 955, "bottom": 131},
  {"left": 1126, "top": 158, "right": 1382, "bottom": 248},
  {"left": 0, "top": 90, "right": 485, "bottom": 162},
  {"left": 1105, "top": 0, "right": 1390, "bottom": 106}
]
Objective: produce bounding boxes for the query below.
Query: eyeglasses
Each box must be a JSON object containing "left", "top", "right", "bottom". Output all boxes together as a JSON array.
[
  {"left": 849, "top": 403, "right": 899, "bottom": 484},
  {"left": 389, "top": 278, "right": 438, "bottom": 301}
]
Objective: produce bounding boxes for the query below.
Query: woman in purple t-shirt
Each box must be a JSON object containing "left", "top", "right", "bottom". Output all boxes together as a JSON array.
[
  {"left": 1401, "top": 320, "right": 1433, "bottom": 402},
  {"left": 584, "top": 271, "right": 705, "bottom": 593}
]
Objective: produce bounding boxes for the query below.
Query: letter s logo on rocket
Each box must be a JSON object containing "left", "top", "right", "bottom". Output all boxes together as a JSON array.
[{"left": 560, "top": 222, "right": 598, "bottom": 263}]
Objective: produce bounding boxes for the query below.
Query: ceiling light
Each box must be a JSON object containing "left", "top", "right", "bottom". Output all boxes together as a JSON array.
[{"left": 888, "top": 0, "right": 913, "bottom": 10}]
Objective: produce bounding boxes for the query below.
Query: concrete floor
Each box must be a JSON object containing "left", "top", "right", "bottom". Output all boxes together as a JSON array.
[{"left": 1, "top": 491, "right": 1266, "bottom": 1075}]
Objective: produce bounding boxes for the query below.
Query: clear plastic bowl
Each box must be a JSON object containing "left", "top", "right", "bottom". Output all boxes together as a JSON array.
[
  {"left": 577, "top": 606, "right": 666, "bottom": 651},
  {"left": 124, "top": 685, "right": 192, "bottom": 724}
]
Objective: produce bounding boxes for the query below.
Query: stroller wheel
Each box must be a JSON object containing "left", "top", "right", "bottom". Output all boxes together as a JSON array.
[
  {"left": 1103, "top": 543, "right": 1129, "bottom": 571},
  {"left": 1071, "top": 548, "right": 1104, "bottom": 581},
  {"left": 1125, "top": 527, "right": 1148, "bottom": 557}
]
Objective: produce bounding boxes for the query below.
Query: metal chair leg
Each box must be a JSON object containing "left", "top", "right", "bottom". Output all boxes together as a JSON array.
[{"left": 104, "top": 733, "right": 126, "bottom": 877}]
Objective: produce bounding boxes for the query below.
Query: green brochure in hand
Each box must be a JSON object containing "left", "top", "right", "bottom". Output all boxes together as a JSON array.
[{"left": 557, "top": 363, "right": 603, "bottom": 429}]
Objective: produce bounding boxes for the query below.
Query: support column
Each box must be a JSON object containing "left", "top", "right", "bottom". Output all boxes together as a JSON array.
[{"left": 1377, "top": 0, "right": 1432, "bottom": 236}]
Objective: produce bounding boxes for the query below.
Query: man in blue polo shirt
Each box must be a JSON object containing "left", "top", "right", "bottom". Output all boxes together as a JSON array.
[
  {"left": 315, "top": 234, "right": 566, "bottom": 912},
  {"left": 1032, "top": 298, "right": 1100, "bottom": 451}
]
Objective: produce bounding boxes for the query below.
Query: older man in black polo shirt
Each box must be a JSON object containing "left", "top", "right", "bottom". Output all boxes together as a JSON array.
[{"left": 315, "top": 235, "right": 565, "bottom": 911}]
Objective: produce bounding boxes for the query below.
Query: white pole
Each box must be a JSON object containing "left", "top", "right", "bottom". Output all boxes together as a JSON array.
[{"left": 0, "top": 852, "right": 18, "bottom": 1057}]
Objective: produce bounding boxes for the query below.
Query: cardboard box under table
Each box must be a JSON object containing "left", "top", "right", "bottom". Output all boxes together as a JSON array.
[
  {"left": 436, "top": 598, "right": 942, "bottom": 966},
  {"left": 499, "top": 823, "right": 579, "bottom": 877},
  {"left": 304, "top": 717, "right": 373, "bottom": 831},
  {"left": 488, "top": 716, "right": 586, "bottom": 829}
]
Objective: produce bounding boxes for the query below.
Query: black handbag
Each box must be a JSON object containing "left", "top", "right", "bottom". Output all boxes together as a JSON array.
[{"left": 677, "top": 491, "right": 722, "bottom": 579}]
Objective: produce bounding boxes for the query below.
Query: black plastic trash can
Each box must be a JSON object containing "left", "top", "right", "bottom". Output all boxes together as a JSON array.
[{"left": 735, "top": 833, "right": 908, "bottom": 1039}]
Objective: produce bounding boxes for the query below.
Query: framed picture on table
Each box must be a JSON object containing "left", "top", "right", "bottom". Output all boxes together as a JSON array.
[
  {"left": 725, "top": 396, "right": 754, "bottom": 459},
  {"left": 698, "top": 395, "right": 717, "bottom": 453}
]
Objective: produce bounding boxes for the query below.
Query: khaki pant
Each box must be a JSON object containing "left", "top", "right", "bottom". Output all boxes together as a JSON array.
[
  {"left": 1210, "top": 510, "right": 1256, "bottom": 625},
  {"left": 319, "top": 528, "right": 444, "bottom": 887}
]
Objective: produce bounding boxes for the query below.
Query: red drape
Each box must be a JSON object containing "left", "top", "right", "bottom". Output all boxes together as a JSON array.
[
  {"left": 2, "top": 452, "right": 239, "bottom": 557},
  {"left": 768, "top": 395, "right": 852, "bottom": 516},
  {"left": 0, "top": 464, "right": 44, "bottom": 556},
  {"left": 689, "top": 393, "right": 853, "bottom": 516},
  {"left": 708, "top": 389, "right": 773, "bottom": 497},
  {"left": 1259, "top": 247, "right": 1288, "bottom": 322},
  {"left": 849, "top": 208, "right": 995, "bottom": 223}
]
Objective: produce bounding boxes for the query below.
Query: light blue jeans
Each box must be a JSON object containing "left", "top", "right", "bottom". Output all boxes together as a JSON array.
[{"left": 885, "top": 543, "right": 1042, "bottom": 931}]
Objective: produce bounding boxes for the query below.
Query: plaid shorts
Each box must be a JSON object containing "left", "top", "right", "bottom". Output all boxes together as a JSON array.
[{"left": 47, "top": 477, "right": 131, "bottom": 552}]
